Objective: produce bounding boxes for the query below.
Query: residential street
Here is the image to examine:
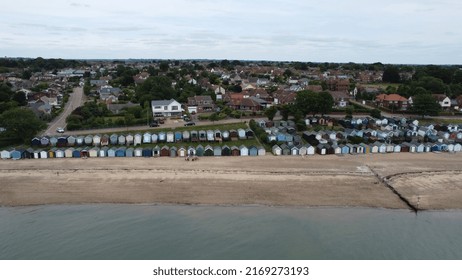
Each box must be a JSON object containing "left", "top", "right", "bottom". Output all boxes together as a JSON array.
[{"left": 43, "top": 87, "right": 84, "bottom": 136}]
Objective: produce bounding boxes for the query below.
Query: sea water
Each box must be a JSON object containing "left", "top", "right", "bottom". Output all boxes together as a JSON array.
[{"left": 1, "top": 205, "right": 462, "bottom": 260}]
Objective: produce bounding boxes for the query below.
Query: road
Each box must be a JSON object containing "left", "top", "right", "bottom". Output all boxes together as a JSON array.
[
  {"left": 43, "top": 87, "right": 84, "bottom": 136},
  {"left": 50, "top": 117, "right": 252, "bottom": 136}
]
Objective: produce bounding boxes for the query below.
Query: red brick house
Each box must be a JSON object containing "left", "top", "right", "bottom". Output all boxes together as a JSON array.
[{"left": 375, "top": 93, "right": 408, "bottom": 110}]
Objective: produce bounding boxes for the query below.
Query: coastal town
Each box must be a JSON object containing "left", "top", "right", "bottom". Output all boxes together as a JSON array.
[{"left": 1, "top": 58, "right": 462, "bottom": 159}]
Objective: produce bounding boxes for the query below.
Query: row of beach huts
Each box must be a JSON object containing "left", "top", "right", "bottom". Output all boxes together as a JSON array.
[
  {"left": 1, "top": 144, "right": 267, "bottom": 160},
  {"left": 31, "top": 129, "right": 255, "bottom": 147},
  {"left": 272, "top": 141, "right": 462, "bottom": 156}
]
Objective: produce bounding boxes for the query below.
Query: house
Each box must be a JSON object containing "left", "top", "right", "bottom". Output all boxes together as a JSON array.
[
  {"left": 187, "top": 95, "right": 215, "bottom": 114},
  {"left": 151, "top": 99, "right": 182, "bottom": 117},
  {"left": 375, "top": 94, "right": 408, "bottom": 110},
  {"left": 329, "top": 91, "right": 351, "bottom": 107},
  {"left": 432, "top": 94, "right": 451, "bottom": 110}
]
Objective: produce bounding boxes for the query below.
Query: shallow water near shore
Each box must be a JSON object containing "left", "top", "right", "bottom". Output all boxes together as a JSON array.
[{"left": 1, "top": 204, "right": 462, "bottom": 260}]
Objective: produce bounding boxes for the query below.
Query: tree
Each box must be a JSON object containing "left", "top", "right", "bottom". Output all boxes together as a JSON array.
[
  {"left": 264, "top": 106, "right": 278, "bottom": 121},
  {"left": 382, "top": 66, "right": 401, "bottom": 83},
  {"left": 294, "top": 90, "right": 320, "bottom": 116},
  {"left": 0, "top": 108, "right": 46, "bottom": 143},
  {"left": 370, "top": 108, "right": 382, "bottom": 119},
  {"left": 412, "top": 94, "right": 441, "bottom": 118},
  {"left": 318, "top": 92, "right": 334, "bottom": 115}
]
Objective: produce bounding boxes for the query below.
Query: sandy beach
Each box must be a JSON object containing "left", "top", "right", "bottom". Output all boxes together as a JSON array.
[{"left": 1, "top": 153, "right": 461, "bottom": 210}]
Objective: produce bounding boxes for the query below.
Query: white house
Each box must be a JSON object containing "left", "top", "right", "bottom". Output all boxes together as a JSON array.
[{"left": 151, "top": 99, "right": 182, "bottom": 117}]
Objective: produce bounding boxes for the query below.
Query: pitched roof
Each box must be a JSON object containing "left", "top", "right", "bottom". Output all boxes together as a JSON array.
[{"left": 376, "top": 93, "right": 407, "bottom": 102}]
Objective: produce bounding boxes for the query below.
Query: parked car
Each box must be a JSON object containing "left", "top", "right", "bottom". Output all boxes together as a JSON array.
[
  {"left": 56, "top": 127, "right": 65, "bottom": 133},
  {"left": 184, "top": 121, "right": 196, "bottom": 126},
  {"left": 149, "top": 121, "right": 159, "bottom": 127}
]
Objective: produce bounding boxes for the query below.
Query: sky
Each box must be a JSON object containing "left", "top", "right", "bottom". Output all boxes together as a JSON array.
[{"left": 1, "top": 0, "right": 462, "bottom": 64}]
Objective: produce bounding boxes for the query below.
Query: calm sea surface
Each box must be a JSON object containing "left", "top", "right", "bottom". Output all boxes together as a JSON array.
[{"left": 1, "top": 204, "right": 462, "bottom": 260}]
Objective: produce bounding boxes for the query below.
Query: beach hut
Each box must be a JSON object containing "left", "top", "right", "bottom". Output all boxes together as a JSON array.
[
  {"left": 166, "top": 132, "right": 174, "bottom": 143},
  {"left": 249, "top": 146, "right": 258, "bottom": 156},
  {"left": 40, "top": 136, "right": 50, "bottom": 147},
  {"left": 182, "top": 131, "right": 190, "bottom": 142},
  {"left": 56, "top": 136, "right": 67, "bottom": 147},
  {"left": 169, "top": 146, "right": 177, "bottom": 157},
  {"left": 440, "top": 143, "right": 448, "bottom": 152},
  {"left": 316, "top": 144, "right": 327, "bottom": 155},
  {"left": 199, "top": 130, "right": 207, "bottom": 141},
  {"left": 230, "top": 130, "right": 238, "bottom": 141},
  {"left": 10, "top": 150, "right": 21, "bottom": 160},
  {"left": 356, "top": 144, "right": 365, "bottom": 154},
  {"left": 55, "top": 149, "right": 65, "bottom": 158},
  {"left": 240, "top": 145, "right": 249, "bottom": 156},
  {"left": 231, "top": 146, "right": 240, "bottom": 156},
  {"left": 84, "top": 135, "right": 93, "bottom": 145},
  {"left": 39, "top": 150, "right": 48, "bottom": 159},
  {"left": 257, "top": 146, "right": 266, "bottom": 156},
  {"left": 454, "top": 143, "right": 462, "bottom": 152},
  {"left": 290, "top": 146, "right": 299, "bottom": 156},
  {"left": 152, "top": 145, "right": 160, "bottom": 157},
  {"left": 22, "top": 148, "right": 34, "bottom": 159},
  {"left": 340, "top": 144, "right": 350, "bottom": 154},
  {"left": 101, "top": 135, "right": 109, "bottom": 146},
  {"left": 1, "top": 150, "right": 11, "bottom": 159},
  {"left": 221, "top": 145, "right": 231, "bottom": 156},
  {"left": 110, "top": 134, "right": 118, "bottom": 145},
  {"left": 306, "top": 145, "right": 315, "bottom": 156},
  {"left": 187, "top": 146, "right": 196, "bottom": 156},
  {"left": 76, "top": 136, "right": 84, "bottom": 146},
  {"left": 143, "top": 132, "right": 151, "bottom": 144},
  {"left": 174, "top": 131, "right": 182, "bottom": 142},
  {"left": 280, "top": 144, "right": 290, "bottom": 155},
  {"left": 31, "top": 137, "right": 41, "bottom": 146},
  {"left": 416, "top": 143, "right": 424, "bottom": 153},
  {"left": 151, "top": 133, "right": 158, "bottom": 143},
  {"left": 99, "top": 147, "right": 108, "bottom": 157},
  {"left": 378, "top": 143, "right": 387, "bottom": 153},
  {"left": 206, "top": 130, "right": 214, "bottom": 142},
  {"left": 204, "top": 145, "right": 214, "bottom": 156},
  {"left": 299, "top": 145, "right": 307, "bottom": 156},
  {"left": 393, "top": 144, "right": 402, "bottom": 153},
  {"left": 386, "top": 144, "right": 394, "bottom": 153},
  {"left": 158, "top": 132, "right": 166, "bottom": 142},
  {"left": 447, "top": 144, "right": 455, "bottom": 152},
  {"left": 213, "top": 146, "right": 222, "bottom": 156},
  {"left": 191, "top": 130, "right": 198, "bottom": 142},
  {"left": 93, "top": 135, "right": 101, "bottom": 146},
  {"left": 116, "top": 147, "right": 126, "bottom": 157},
  {"left": 134, "top": 134, "right": 142, "bottom": 146},
  {"left": 80, "top": 148, "right": 90, "bottom": 158},
  {"left": 214, "top": 130, "right": 222, "bottom": 142},
  {"left": 107, "top": 147, "right": 116, "bottom": 157},
  {"left": 67, "top": 136, "right": 76, "bottom": 147},
  {"left": 424, "top": 143, "right": 432, "bottom": 153},
  {"left": 359, "top": 143, "right": 369, "bottom": 154},
  {"left": 89, "top": 147, "right": 99, "bottom": 158},
  {"left": 10, "top": 150, "right": 22, "bottom": 160},
  {"left": 222, "top": 130, "right": 230, "bottom": 141},
  {"left": 347, "top": 144, "right": 357, "bottom": 154},
  {"left": 160, "top": 146, "right": 170, "bottom": 157},
  {"left": 325, "top": 144, "right": 334, "bottom": 155},
  {"left": 72, "top": 149, "right": 81, "bottom": 158},
  {"left": 332, "top": 144, "right": 342, "bottom": 155},
  {"left": 48, "top": 149, "right": 55, "bottom": 158},
  {"left": 246, "top": 129, "right": 254, "bottom": 139},
  {"left": 276, "top": 132, "right": 286, "bottom": 142},
  {"left": 142, "top": 148, "right": 152, "bottom": 157},
  {"left": 125, "top": 148, "right": 134, "bottom": 157},
  {"left": 195, "top": 145, "right": 204, "bottom": 156},
  {"left": 272, "top": 145, "right": 282, "bottom": 156},
  {"left": 49, "top": 137, "right": 58, "bottom": 147},
  {"left": 431, "top": 144, "right": 440, "bottom": 152},
  {"left": 118, "top": 135, "right": 126, "bottom": 145},
  {"left": 64, "top": 148, "right": 74, "bottom": 158},
  {"left": 126, "top": 134, "right": 134, "bottom": 145},
  {"left": 178, "top": 146, "right": 186, "bottom": 157},
  {"left": 238, "top": 129, "right": 247, "bottom": 140},
  {"left": 33, "top": 150, "right": 41, "bottom": 159}
]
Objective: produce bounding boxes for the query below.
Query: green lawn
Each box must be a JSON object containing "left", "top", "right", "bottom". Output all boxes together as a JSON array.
[{"left": 418, "top": 118, "right": 462, "bottom": 125}]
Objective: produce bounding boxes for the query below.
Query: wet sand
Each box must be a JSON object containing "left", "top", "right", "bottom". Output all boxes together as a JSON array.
[{"left": 1, "top": 153, "right": 461, "bottom": 210}]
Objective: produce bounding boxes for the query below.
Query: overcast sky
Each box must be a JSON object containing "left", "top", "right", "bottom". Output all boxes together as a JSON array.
[{"left": 1, "top": 0, "right": 461, "bottom": 64}]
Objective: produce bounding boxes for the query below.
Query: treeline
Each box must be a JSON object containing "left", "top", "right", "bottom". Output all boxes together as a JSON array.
[{"left": 0, "top": 57, "right": 86, "bottom": 72}]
